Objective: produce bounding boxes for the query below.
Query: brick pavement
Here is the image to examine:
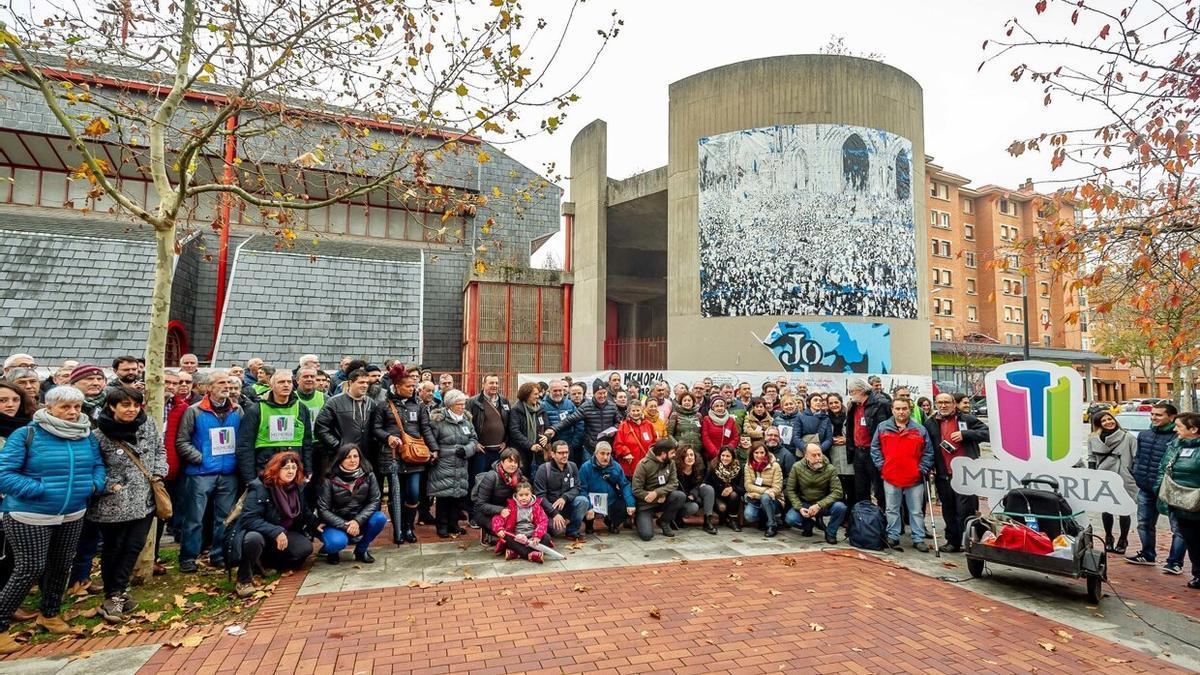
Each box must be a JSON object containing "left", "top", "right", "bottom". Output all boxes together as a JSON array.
[{"left": 137, "top": 550, "right": 1184, "bottom": 675}]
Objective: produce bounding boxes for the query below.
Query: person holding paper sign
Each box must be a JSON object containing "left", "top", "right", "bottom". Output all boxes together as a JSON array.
[
  {"left": 578, "top": 442, "right": 635, "bottom": 533},
  {"left": 700, "top": 398, "right": 739, "bottom": 463},
  {"left": 772, "top": 396, "right": 804, "bottom": 456},
  {"left": 631, "top": 439, "right": 686, "bottom": 541}
]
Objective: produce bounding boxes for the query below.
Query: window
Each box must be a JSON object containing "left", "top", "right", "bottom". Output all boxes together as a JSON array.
[
  {"left": 933, "top": 269, "right": 952, "bottom": 286},
  {"left": 941, "top": 212, "right": 951, "bottom": 228},
  {"left": 931, "top": 239, "right": 951, "bottom": 257},
  {"left": 1039, "top": 281, "right": 1050, "bottom": 298},
  {"left": 930, "top": 182, "right": 949, "bottom": 200},
  {"left": 1081, "top": 336, "right": 1091, "bottom": 350},
  {"left": 967, "top": 306, "right": 978, "bottom": 322},
  {"left": 1040, "top": 310, "right": 1050, "bottom": 325},
  {"left": 934, "top": 298, "right": 954, "bottom": 316},
  {"left": 1003, "top": 279, "right": 1013, "bottom": 295},
  {"left": 944, "top": 328, "right": 955, "bottom": 340},
  {"left": 933, "top": 328, "right": 943, "bottom": 341},
  {"left": 941, "top": 240, "right": 951, "bottom": 257},
  {"left": 1042, "top": 335, "right": 1051, "bottom": 347},
  {"left": 1004, "top": 306, "right": 1023, "bottom": 323},
  {"left": 1080, "top": 312, "right": 1089, "bottom": 333},
  {"left": 966, "top": 278, "right": 977, "bottom": 294},
  {"left": 1006, "top": 254, "right": 1020, "bottom": 269},
  {"left": 964, "top": 223, "right": 975, "bottom": 240},
  {"left": 1004, "top": 306, "right": 1012, "bottom": 322},
  {"left": 1013, "top": 280, "right": 1023, "bottom": 296},
  {"left": 930, "top": 210, "right": 951, "bottom": 229},
  {"left": 998, "top": 198, "right": 1018, "bottom": 216},
  {"left": 965, "top": 251, "right": 976, "bottom": 268},
  {"left": 962, "top": 198, "right": 973, "bottom": 214}
]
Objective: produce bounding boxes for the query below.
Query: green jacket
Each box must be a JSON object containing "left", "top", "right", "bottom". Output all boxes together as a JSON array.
[
  {"left": 1156, "top": 436, "right": 1200, "bottom": 521},
  {"left": 631, "top": 453, "right": 678, "bottom": 511},
  {"left": 785, "top": 458, "right": 843, "bottom": 511}
]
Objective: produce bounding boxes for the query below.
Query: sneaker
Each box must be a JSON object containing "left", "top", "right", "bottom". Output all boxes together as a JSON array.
[
  {"left": 326, "top": 553, "right": 340, "bottom": 565},
  {"left": 121, "top": 596, "right": 137, "bottom": 613},
  {"left": 824, "top": 533, "right": 838, "bottom": 545},
  {"left": 99, "top": 596, "right": 126, "bottom": 624},
  {"left": 938, "top": 542, "right": 963, "bottom": 553},
  {"left": 1188, "top": 577, "right": 1200, "bottom": 590},
  {"left": 914, "top": 541, "right": 930, "bottom": 553},
  {"left": 235, "top": 583, "right": 257, "bottom": 599},
  {"left": 886, "top": 538, "right": 903, "bottom": 551},
  {"left": 179, "top": 560, "right": 198, "bottom": 574},
  {"left": 1163, "top": 563, "right": 1184, "bottom": 576},
  {"left": 1124, "top": 553, "right": 1156, "bottom": 565}
]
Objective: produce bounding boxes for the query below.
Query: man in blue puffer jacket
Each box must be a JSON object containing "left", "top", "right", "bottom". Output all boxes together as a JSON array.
[
  {"left": 542, "top": 380, "right": 583, "bottom": 463},
  {"left": 578, "top": 442, "right": 636, "bottom": 534},
  {"left": 797, "top": 404, "right": 833, "bottom": 454},
  {"left": 174, "top": 371, "right": 243, "bottom": 574},
  {"left": 1126, "top": 402, "right": 1187, "bottom": 571}
]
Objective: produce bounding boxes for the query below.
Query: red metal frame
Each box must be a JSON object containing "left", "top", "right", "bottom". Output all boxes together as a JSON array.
[
  {"left": 562, "top": 283, "right": 572, "bottom": 370},
  {"left": 212, "top": 115, "right": 238, "bottom": 357}
]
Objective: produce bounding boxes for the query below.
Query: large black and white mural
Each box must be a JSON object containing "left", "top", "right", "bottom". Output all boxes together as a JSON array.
[{"left": 698, "top": 124, "right": 918, "bottom": 319}]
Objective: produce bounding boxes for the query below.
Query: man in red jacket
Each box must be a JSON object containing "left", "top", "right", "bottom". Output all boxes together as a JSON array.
[{"left": 870, "top": 398, "right": 934, "bottom": 552}]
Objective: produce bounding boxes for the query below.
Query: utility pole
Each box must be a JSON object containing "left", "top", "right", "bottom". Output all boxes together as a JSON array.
[{"left": 1021, "top": 272, "right": 1031, "bottom": 360}]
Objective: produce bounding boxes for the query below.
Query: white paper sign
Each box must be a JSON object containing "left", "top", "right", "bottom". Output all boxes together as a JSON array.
[
  {"left": 268, "top": 415, "right": 295, "bottom": 442},
  {"left": 589, "top": 492, "right": 608, "bottom": 515},
  {"left": 778, "top": 425, "right": 793, "bottom": 446},
  {"left": 210, "top": 427, "right": 235, "bottom": 455}
]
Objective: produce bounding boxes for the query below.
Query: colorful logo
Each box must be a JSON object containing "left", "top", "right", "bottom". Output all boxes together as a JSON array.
[
  {"left": 985, "top": 361, "right": 1084, "bottom": 466},
  {"left": 216, "top": 429, "right": 230, "bottom": 445}
]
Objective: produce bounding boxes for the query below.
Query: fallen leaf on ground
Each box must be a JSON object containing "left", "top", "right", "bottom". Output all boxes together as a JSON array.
[
  {"left": 862, "top": 603, "right": 874, "bottom": 609},
  {"left": 733, "top": 560, "right": 743, "bottom": 566},
  {"left": 678, "top": 560, "right": 688, "bottom": 565},
  {"left": 961, "top": 616, "right": 973, "bottom": 623},
  {"left": 851, "top": 647, "right": 863, "bottom": 653},
  {"left": 885, "top": 571, "right": 896, "bottom": 577},
  {"left": 651, "top": 570, "right": 659, "bottom": 575},
  {"left": 88, "top": 624, "right": 106, "bottom": 635},
  {"left": 690, "top": 606, "right": 703, "bottom": 615},
  {"left": 769, "top": 589, "right": 782, "bottom": 597},
  {"left": 780, "top": 556, "right": 797, "bottom": 567},
  {"left": 568, "top": 542, "right": 584, "bottom": 551},
  {"left": 704, "top": 639, "right": 715, "bottom": 645},
  {"left": 67, "top": 651, "right": 94, "bottom": 661},
  {"left": 1054, "top": 629, "right": 1072, "bottom": 642},
  {"left": 982, "top": 660, "right": 999, "bottom": 665},
  {"left": 182, "top": 585, "right": 204, "bottom": 595},
  {"left": 435, "top": 596, "right": 450, "bottom": 606},
  {"left": 456, "top": 542, "right": 470, "bottom": 551},
  {"left": 572, "top": 584, "right": 590, "bottom": 593},
  {"left": 406, "top": 580, "right": 433, "bottom": 589},
  {"left": 1104, "top": 658, "right": 1131, "bottom": 664},
  {"left": 941, "top": 561, "right": 957, "bottom": 568},
  {"left": 809, "top": 623, "right": 824, "bottom": 632},
  {"left": 499, "top": 589, "right": 513, "bottom": 597},
  {"left": 166, "top": 633, "right": 206, "bottom": 648},
  {"left": 405, "top": 615, "right": 415, "bottom": 624},
  {"left": 648, "top": 607, "right": 661, "bottom": 620},
  {"left": 173, "top": 594, "right": 187, "bottom": 608},
  {"left": 727, "top": 573, "right": 741, "bottom": 581},
  {"left": 64, "top": 607, "right": 99, "bottom": 620},
  {"left": 167, "top": 621, "right": 188, "bottom": 630},
  {"left": 462, "top": 568, "right": 474, "bottom": 580},
  {"left": 805, "top": 588, "right": 815, "bottom": 594},
  {"left": 977, "top": 607, "right": 992, "bottom": 613},
  {"left": 1036, "top": 641, "right": 1056, "bottom": 652},
  {"left": 639, "top": 630, "right": 649, "bottom": 637}
]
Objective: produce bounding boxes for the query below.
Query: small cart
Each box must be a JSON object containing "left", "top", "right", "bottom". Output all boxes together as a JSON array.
[{"left": 963, "top": 478, "right": 1107, "bottom": 604}]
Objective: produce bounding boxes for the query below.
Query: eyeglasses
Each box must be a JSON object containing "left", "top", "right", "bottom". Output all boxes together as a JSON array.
[{"left": 10, "top": 363, "right": 35, "bottom": 369}]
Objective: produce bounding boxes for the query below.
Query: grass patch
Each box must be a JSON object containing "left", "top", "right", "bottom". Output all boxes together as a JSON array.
[{"left": 11, "top": 545, "right": 282, "bottom": 646}]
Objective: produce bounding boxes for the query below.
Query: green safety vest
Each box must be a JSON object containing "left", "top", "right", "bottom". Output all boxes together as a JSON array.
[
  {"left": 255, "top": 399, "right": 305, "bottom": 448},
  {"left": 253, "top": 383, "right": 270, "bottom": 396},
  {"left": 298, "top": 390, "right": 325, "bottom": 416}
]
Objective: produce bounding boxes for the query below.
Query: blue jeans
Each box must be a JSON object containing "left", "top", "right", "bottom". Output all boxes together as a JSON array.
[
  {"left": 322, "top": 511, "right": 388, "bottom": 555},
  {"left": 785, "top": 501, "right": 848, "bottom": 533},
  {"left": 546, "top": 495, "right": 592, "bottom": 537},
  {"left": 68, "top": 520, "right": 101, "bottom": 586},
  {"left": 743, "top": 493, "right": 782, "bottom": 527},
  {"left": 1135, "top": 488, "right": 1186, "bottom": 564},
  {"left": 180, "top": 473, "right": 238, "bottom": 564},
  {"left": 883, "top": 480, "right": 927, "bottom": 543}
]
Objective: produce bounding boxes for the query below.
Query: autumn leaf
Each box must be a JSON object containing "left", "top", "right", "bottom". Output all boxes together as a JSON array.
[
  {"left": 1034, "top": 0, "right": 1047, "bottom": 13},
  {"left": 648, "top": 606, "right": 661, "bottom": 620},
  {"left": 780, "top": 556, "right": 797, "bottom": 567},
  {"left": 83, "top": 117, "right": 111, "bottom": 137},
  {"left": 572, "top": 584, "right": 590, "bottom": 593},
  {"left": 435, "top": 596, "right": 450, "bottom": 606},
  {"left": 1036, "top": 640, "right": 1056, "bottom": 652},
  {"left": 1054, "top": 629, "right": 1072, "bottom": 642},
  {"left": 477, "top": 150, "right": 492, "bottom": 164},
  {"left": 732, "top": 560, "right": 743, "bottom": 567},
  {"left": 67, "top": 651, "right": 95, "bottom": 662},
  {"left": 167, "top": 633, "right": 207, "bottom": 648},
  {"left": 473, "top": 260, "right": 488, "bottom": 274},
  {"left": 690, "top": 606, "right": 703, "bottom": 615},
  {"left": 499, "top": 589, "right": 513, "bottom": 597},
  {"left": 1099, "top": 24, "right": 1111, "bottom": 39},
  {"left": 455, "top": 83, "right": 469, "bottom": 97},
  {"left": 809, "top": 623, "right": 825, "bottom": 632},
  {"left": 1104, "top": 657, "right": 1131, "bottom": 664},
  {"left": 768, "top": 589, "right": 782, "bottom": 597},
  {"left": 639, "top": 630, "right": 649, "bottom": 637},
  {"left": 173, "top": 594, "right": 187, "bottom": 608}
]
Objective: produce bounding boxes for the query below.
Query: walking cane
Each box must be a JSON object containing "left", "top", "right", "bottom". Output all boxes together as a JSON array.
[{"left": 925, "top": 474, "right": 941, "bottom": 558}]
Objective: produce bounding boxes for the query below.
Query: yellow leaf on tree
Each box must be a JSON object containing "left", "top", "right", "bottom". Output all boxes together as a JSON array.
[
  {"left": 83, "top": 117, "right": 111, "bottom": 137},
  {"left": 407, "top": 56, "right": 419, "bottom": 67},
  {"left": 477, "top": 151, "right": 491, "bottom": 164},
  {"left": 491, "top": 186, "right": 502, "bottom": 198},
  {"left": 455, "top": 83, "right": 469, "bottom": 97},
  {"left": 474, "top": 260, "right": 488, "bottom": 274}
]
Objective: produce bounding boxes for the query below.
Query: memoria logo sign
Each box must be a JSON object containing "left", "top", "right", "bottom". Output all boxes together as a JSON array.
[{"left": 950, "top": 361, "right": 1135, "bottom": 516}]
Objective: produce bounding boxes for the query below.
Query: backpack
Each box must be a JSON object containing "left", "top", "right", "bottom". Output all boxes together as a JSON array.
[{"left": 847, "top": 501, "right": 887, "bottom": 551}]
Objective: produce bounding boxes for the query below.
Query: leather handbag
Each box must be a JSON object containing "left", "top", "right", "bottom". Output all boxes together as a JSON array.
[
  {"left": 387, "top": 400, "right": 431, "bottom": 464},
  {"left": 115, "top": 440, "right": 173, "bottom": 520},
  {"left": 1159, "top": 455, "right": 1200, "bottom": 512}
]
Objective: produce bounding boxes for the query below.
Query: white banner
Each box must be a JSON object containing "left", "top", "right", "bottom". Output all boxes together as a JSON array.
[{"left": 518, "top": 369, "right": 933, "bottom": 398}]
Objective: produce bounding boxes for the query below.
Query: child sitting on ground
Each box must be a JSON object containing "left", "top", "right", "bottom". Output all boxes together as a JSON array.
[{"left": 491, "top": 481, "right": 549, "bottom": 563}]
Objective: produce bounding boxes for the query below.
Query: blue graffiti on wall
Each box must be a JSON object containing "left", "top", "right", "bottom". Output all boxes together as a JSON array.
[{"left": 762, "top": 321, "right": 892, "bottom": 374}]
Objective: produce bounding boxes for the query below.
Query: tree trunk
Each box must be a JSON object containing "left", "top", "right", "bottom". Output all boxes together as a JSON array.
[
  {"left": 132, "top": 223, "right": 176, "bottom": 584},
  {"left": 1171, "top": 365, "right": 1184, "bottom": 410}
]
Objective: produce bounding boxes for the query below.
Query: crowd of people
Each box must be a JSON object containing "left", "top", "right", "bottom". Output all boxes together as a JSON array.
[{"left": 0, "top": 354, "right": 1195, "bottom": 653}]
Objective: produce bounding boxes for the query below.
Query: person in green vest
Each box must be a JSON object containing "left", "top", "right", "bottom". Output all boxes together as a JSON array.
[
  {"left": 236, "top": 368, "right": 313, "bottom": 485},
  {"left": 296, "top": 367, "right": 325, "bottom": 422},
  {"left": 252, "top": 364, "right": 275, "bottom": 398},
  {"left": 894, "top": 387, "right": 924, "bottom": 426}
]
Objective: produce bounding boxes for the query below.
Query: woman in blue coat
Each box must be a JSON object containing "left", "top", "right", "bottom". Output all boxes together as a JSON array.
[{"left": 0, "top": 386, "right": 104, "bottom": 653}]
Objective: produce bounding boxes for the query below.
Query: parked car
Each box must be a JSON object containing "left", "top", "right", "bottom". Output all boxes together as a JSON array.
[
  {"left": 1113, "top": 411, "right": 1152, "bottom": 432},
  {"left": 1120, "top": 398, "right": 1166, "bottom": 413},
  {"left": 1082, "top": 402, "right": 1120, "bottom": 422},
  {"left": 971, "top": 397, "right": 988, "bottom": 418}
]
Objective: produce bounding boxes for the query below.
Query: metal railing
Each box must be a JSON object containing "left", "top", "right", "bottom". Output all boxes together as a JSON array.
[{"left": 603, "top": 338, "right": 667, "bottom": 370}]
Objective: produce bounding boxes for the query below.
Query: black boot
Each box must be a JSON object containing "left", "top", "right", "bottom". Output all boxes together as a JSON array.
[
  {"left": 435, "top": 501, "right": 450, "bottom": 538},
  {"left": 703, "top": 515, "right": 718, "bottom": 535},
  {"left": 585, "top": 519, "right": 595, "bottom": 535},
  {"left": 730, "top": 516, "right": 743, "bottom": 532},
  {"left": 402, "top": 506, "right": 418, "bottom": 543}
]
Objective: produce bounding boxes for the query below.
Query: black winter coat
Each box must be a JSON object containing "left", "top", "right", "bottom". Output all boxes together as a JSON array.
[
  {"left": 550, "top": 398, "right": 621, "bottom": 452},
  {"left": 471, "top": 461, "right": 521, "bottom": 520},
  {"left": 507, "top": 403, "right": 550, "bottom": 454},
  {"left": 317, "top": 470, "right": 382, "bottom": 530},
  {"left": 705, "top": 463, "right": 746, "bottom": 500},
  {"left": 465, "top": 393, "right": 511, "bottom": 446},
  {"left": 845, "top": 391, "right": 892, "bottom": 456},
  {"left": 923, "top": 412, "right": 990, "bottom": 477},
  {"left": 369, "top": 390, "right": 439, "bottom": 474},
  {"left": 238, "top": 479, "right": 318, "bottom": 542},
  {"left": 314, "top": 394, "right": 376, "bottom": 457}
]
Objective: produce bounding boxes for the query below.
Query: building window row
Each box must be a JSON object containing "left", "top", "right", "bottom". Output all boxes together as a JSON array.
[
  {"left": 931, "top": 182, "right": 950, "bottom": 200},
  {"left": 1003, "top": 305, "right": 1024, "bottom": 323},
  {"left": 934, "top": 298, "right": 954, "bottom": 316},
  {"left": 1004, "top": 333, "right": 1025, "bottom": 345},
  {"left": 1002, "top": 278, "right": 1024, "bottom": 296},
  {"left": 931, "top": 238, "right": 951, "bottom": 258},
  {"left": 932, "top": 268, "right": 953, "bottom": 286},
  {"left": 930, "top": 210, "right": 951, "bottom": 229},
  {"left": 1000, "top": 224, "right": 1019, "bottom": 242},
  {"left": 998, "top": 198, "right": 1018, "bottom": 217},
  {"left": 932, "top": 327, "right": 956, "bottom": 341}
]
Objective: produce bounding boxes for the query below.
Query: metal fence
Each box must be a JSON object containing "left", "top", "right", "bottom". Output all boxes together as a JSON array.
[{"left": 603, "top": 338, "right": 667, "bottom": 370}]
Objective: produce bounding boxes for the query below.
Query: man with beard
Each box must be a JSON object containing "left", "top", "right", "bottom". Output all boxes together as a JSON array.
[
  {"left": 111, "top": 355, "right": 143, "bottom": 392},
  {"left": 315, "top": 368, "right": 376, "bottom": 485},
  {"left": 784, "top": 444, "right": 846, "bottom": 544},
  {"left": 762, "top": 426, "right": 797, "bottom": 487},
  {"left": 365, "top": 364, "right": 387, "bottom": 404}
]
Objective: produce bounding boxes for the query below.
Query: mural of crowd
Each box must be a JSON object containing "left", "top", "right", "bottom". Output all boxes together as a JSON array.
[{"left": 698, "top": 124, "right": 919, "bottom": 320}]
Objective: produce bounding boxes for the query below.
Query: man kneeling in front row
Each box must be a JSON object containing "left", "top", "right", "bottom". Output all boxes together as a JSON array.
[{"left": 784, "top": 443, "right": 846, "bottom": 545}]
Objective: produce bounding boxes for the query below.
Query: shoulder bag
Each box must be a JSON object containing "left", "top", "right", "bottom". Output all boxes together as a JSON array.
[
  {"left": 1159, "top": 454, "right": 1200, "bottom": 512},
  {"left": 115, "top": 440, "right": 173, "bottom": 520},
  {"left": 387, "top": 400, "right": 431, "bottom": 465}
]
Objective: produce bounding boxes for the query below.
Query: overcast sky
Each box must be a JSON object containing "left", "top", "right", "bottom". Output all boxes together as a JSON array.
[{"left": 513, "top": 0, "right": 1086, "bottom": 264}]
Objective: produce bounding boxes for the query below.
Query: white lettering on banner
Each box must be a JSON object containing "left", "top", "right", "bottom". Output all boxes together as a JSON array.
[{"left": 950, "top": 456, "right": 1135, "bottom": 515}]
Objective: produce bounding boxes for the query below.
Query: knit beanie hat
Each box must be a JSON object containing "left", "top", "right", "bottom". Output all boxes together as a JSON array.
[{"left": 69, "top": 364, "right": 105, "bottom": 384}]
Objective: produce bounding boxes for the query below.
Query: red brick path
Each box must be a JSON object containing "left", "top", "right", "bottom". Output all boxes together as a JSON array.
[{"left": 138, "top": 550, "right": 1183, "bottom": 675}]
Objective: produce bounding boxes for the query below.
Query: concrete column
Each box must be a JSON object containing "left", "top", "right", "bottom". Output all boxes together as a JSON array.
[{"left": 569, "top": 120, "right": 608, "bottom": 370}]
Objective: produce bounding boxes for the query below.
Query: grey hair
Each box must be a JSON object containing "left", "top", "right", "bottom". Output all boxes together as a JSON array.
[
  {"left": 593, "top": 440, "right": 613, "bottom": 454},
  {"left": 6, "top": 367, "right": 38, "bottom": 381},
  {"left": 193, "top": 370, "right": 211, "bottom": 386},
  {"left": 442, "top": 389, "right": 468, "bottom": 407},
  {"left": 272, "top": 369, "right": 294, "bottom": 383},
  {"left": 45, "top": 385, "right": 85, "bottom": 405},
  {"left": 846, "top": 377, "right": 870, "bottom": 393}
]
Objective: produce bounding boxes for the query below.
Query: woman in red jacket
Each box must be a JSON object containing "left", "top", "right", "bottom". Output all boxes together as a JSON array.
[
  {"left": 154, "top": 383, "right": 192, "bottom": 575},
  {"left": 700, "top": 397, "right": 739, "bottom": 462},
  {"left": 614, "top": 399, "right": 656, "bottom": 477}
]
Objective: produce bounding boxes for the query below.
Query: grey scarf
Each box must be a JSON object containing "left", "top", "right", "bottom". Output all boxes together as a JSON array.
[{"left": 33, "top": 408, "right": 93, "bottom": 440}]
